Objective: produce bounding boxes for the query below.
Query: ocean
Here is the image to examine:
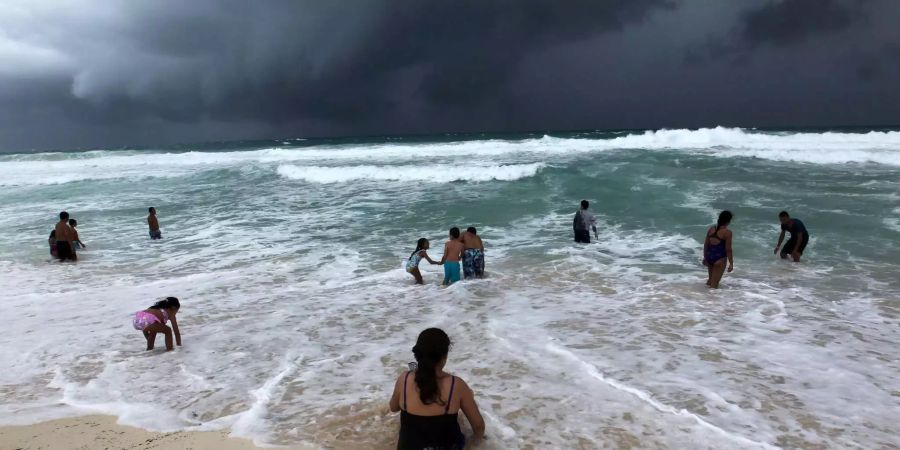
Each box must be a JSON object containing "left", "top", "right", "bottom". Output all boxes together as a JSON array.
[{"left": 1, "top": 127, "right": 898, "bottom": 449}]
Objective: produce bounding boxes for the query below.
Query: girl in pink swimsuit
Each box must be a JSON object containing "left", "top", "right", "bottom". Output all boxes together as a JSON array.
[{"left": 133, "top": 297, "right": 182, "bottom": 351}]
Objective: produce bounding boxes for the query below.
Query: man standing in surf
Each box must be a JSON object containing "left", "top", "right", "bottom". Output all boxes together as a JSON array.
[
  {"left": 774, "top": 211, "right": 809, "bottom": 262},
  {"left": 573, "top": 200, "right": 598, "bottom": 243},
  {"left": 148, "top": 207, "right": 162, "bottom": 240}
]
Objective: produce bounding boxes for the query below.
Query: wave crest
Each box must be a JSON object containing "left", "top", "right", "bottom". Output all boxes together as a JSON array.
[{"left": 276, "top": 163, "right": 545, "bottom": 183}]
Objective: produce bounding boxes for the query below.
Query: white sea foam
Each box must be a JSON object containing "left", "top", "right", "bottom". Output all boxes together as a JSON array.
[
  {"left": 593, "top": 127, "right": 900, "bottom": 165},
  {"left": 3, "top": 128, "right": 900, "bottom": 186},
  {"left": 276, "top": 163, "right": 545, "bottom": 183}
]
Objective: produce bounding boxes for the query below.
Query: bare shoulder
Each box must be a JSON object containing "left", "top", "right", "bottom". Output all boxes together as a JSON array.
[{"left": 452, "top": 375, "right": 473, "bottom": 393}]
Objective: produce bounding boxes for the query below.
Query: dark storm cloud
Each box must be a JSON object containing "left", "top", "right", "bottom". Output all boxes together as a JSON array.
[
  {"left": 1, "top": 0, "right": 899, "bottom": 151},
  {"left": 686, "top": 0, "right": 867, "bottom": 62}
]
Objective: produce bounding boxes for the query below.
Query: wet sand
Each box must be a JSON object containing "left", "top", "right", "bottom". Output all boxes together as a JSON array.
[{"left": 0, "top": 415, "right": 312, "bottom": 450}]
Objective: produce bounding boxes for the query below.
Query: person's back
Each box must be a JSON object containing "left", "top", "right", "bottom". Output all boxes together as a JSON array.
[
  {"left": 54, "top": 212, "right": 76, "bottom": 261},
  {"left": 573, "top": 200, "right": 598, "bottom": 243},
  {"left": 441, "top": 228, "right": 464, "bottom": 285},
  {"left": 390, "top": 328, "right": 485, "bottom": 450},
  {"left": 444, "top": 240, "right": 464, "bottom": 263},
  {"left": 461, "top": 227, "right": 485, "bottom": 279}
]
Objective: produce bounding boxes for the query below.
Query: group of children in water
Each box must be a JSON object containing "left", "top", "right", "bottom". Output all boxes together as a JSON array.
[{"left": 407, "top": 226, "right": 485, "bottom": 286}]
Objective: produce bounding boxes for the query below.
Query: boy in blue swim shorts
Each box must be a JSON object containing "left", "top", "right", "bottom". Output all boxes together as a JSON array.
[{"left": 440, "top": 227, "right": 464, "bottom": 285}]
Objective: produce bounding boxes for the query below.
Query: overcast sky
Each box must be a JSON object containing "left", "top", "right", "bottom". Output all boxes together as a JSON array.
[{"left": 1, "top": 0, "right": 899, "bottom": 151}]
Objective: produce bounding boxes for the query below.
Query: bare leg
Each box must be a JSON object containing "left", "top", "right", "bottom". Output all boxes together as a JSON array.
[
  {"left": 705, "top": 261, "right": 712, "bottom": 287},
  {"left": 410, "top": 268, "right": 424, "bottom": 285},
  {"left": 144, "top": 323, "right": 174, "bottom": 350},
  {"left": 143, "top": 330, "right": 152, "bottom": 350},
  {"left": 709, "top": 259, "right": 727, "bottom": 289}
]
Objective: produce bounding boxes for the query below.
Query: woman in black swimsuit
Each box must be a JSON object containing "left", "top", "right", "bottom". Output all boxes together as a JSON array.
[{"left": 389, "top": 328, "right": 485, "bottom": 450}]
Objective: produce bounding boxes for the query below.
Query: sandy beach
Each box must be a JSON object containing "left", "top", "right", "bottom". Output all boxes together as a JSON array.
[{"left": 0, "top": 415, "right": 302, "bottom": 450}]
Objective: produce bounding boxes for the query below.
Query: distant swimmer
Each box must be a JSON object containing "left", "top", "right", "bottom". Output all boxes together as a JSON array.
[
  {"left": 68, "top": 218, "right": 86, "bottom": 249},
  {"left": 573, "top": 200, "right": 598, "bottom": 244},
  {"left": 48, "top": 230, "right": 58, "bottom": 259},
  {"left": 132, "top": 297, "right": 182, "bottom": 351},
  {"left": 440, "top": 227, "right": 464, "bottom": 286},
  {"left": 774, "top": 211, "right": 809, "bottom": 262},
  {"left": 703, "top": 210, "right": 734, "bottom": 289},
  {"left": 407, "top": 238, "right": 441, "bottom": 285},
  {"left": 148, "top": 207, "right": 162, "bottom": 240},
  {"left": 461, "top": 227, "right": 485, "bottom": 279},
  {"left": 389, "top": 328, "right": 485, "bottom": 449},
  {"left": 54, "top": 211, "right": 76, "bottom": 262}
]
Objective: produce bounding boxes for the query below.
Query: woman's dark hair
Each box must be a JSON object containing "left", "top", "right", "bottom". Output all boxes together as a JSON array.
[
  {"left": 717, "top": 210, "right": 733, "bottom": 227},
  {"left": 467, "top": 227, "right": 477, "bottom": 234},
  {"left": 779, "top": 211, "right": 790, "bottom": 218},
  {"left": 149, "top": 297, "right": 180, "bottom": 310},
  {"left": 68, "top": 219, "right": 77, "bottom": 227},
  {"left": 410, "top": 238, "right": 428, "bottom": 260},
  {"left": 49, "top": 230, "right": 56, "bottom": 238},
  {"left": 412, "top": 328, "right": 451, "bottom": 405}
]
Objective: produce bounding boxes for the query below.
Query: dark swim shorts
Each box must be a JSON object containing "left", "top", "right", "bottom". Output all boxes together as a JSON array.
[
  {"left": 150, "top": 230, "right": 162, "bottom": 240},
  {"left": 574, "top": 230, "right": 591, "bottom": 244}
]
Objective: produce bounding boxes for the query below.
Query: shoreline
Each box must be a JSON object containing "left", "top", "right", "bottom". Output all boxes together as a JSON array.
[{"left": 0, "top": 415, "right": 311, "bottom": 450}]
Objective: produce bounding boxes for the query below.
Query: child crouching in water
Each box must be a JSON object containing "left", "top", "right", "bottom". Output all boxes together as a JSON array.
[
  {"left": 407, "top": 238, "right": 440, "bottom": 285},
  {"left": 133, "top": 297, "right": 181, "bottom": 351}
]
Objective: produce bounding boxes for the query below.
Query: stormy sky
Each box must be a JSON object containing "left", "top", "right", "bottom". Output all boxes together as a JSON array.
[{"left": 1, "top": 0, "right": 899, "bottom": 151}]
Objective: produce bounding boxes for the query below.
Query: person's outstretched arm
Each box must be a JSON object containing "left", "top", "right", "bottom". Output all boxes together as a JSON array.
[
  {"left": 459, "top": 379, "right": 485, "bottom": 442},
  {"left": 774, "top": 230, "right": 785, "bottom": 254},
  {"left": 423, "top": 251, "right": 440, "bottom": 265},
  {"left": 171, "top": 314, "right": 182, "bottom": 346},
  {"left": 726, "top": 231, "right": 734, "bottom": 272}
]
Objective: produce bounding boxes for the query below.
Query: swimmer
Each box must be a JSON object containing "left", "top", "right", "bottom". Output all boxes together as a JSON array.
[
  {"left": 148, "top": 207, "right": 162, "bottom": 240},
  {"left": 407, "top": 238, "right": 441, "bottom": 285},
  {"left": 440, "top": 228, "right": 464, "bottom": 286},
  {"left": 461, "top": 227, "right": 485, "bottom": 279},
  {"left": 68, "top": 218, "right": 86, "bottom": 249},
  {"left": 774, "top": 211, "right": 809, "bottom": 262},
  {"left": 703, "top": 210, "right": 734, "bottom": 289},
  {"left": 48, "top": 230, "right": 58, "bottom": 258},
  {"left": 54, "top": 211, "right": 76, "bottom": 262},
  {"left": 132, "top": 297, "right": 181, "bottom": 351},
  {"left": 389, "top": 328, "right": 485, "bottom": 449},
  {"left": 574, "top": 200, "right": 598, "bottom": 244}
]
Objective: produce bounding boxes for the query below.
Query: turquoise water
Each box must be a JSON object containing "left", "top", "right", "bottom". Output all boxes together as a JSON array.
[{"left": 1, "top": 127, "right": 898, "bottom": 448}]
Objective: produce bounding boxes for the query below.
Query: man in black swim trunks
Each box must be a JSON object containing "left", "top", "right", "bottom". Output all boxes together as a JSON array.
[{"left": 774, "top": 211, "right": 809, "bottom": 262}]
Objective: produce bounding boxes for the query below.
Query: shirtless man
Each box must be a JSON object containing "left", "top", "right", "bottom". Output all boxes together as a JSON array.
[
  {"left": 774, "top": 211, "right": 809, "bottom": 262},
  {"left": 440, "top": 227, "right": 465, "bottom": 286},
  {"left": 148, "top": 207, "right": 162, "bottom": 240},
  {"left": 461, "top": 227, "right": 485, "bottom": 279},
  {"left": 54, "top": 211, "right": 76, "bottom": 261}
]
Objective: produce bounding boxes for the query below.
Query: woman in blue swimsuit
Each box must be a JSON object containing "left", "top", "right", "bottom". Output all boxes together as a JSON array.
[{"left": 703, "top": 210, "right": 734, "bottom": 289}]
